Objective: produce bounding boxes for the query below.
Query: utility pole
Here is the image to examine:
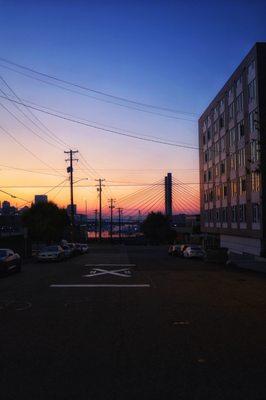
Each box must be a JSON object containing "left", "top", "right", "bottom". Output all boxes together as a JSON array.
[
  {"left": 108, "top": 198, "right": 116, "bottom": 240},
  {"left": 65, "top": 150, "right": 79, "bottom": 232},
  {"left": 94, "top": 209, "right": 98, "bottom": 238},
  {"left": 118, "top": 207, "right": 123, "bottom": 240},
  {"left": 95, "top": 179, "right": 105, "bottom": 240}
]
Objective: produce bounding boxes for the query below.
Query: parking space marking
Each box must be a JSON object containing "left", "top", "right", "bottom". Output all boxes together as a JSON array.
[
  {"left": 83, "top": 267, "right": 132, "bottom": 278},
  {"left": 50, "top": 284, "right": 150, "bottom": 288}
]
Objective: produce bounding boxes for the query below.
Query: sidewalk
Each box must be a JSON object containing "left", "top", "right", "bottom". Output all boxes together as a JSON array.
[{"left": 228, "top": 252, "right": 266, "bottom": 273}]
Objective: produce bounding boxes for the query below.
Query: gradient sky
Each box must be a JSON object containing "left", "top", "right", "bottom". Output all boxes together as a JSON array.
[{"left": 0, "top": 0, "right": 265, "bottom": 215}]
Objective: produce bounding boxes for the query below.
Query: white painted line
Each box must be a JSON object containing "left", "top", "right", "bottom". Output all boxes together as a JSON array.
[
  {"left": 85, "top": 264, "right": 135, "bottom": 267},
  {"left": 83, "top": 267, "right": 132, "bottom": 278},
  {"left": 50, "top": 284, "right": 150, "bottom": 288}
]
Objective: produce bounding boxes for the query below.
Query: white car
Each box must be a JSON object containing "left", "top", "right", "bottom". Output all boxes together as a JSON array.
[
  {"left": 38, "top": 245, "right": 65, "bottom": 262},
  {"left": 0, "top": 248, "right": 21, "bottom": 273},
  {"left": 183, "top": 245, "right": 206, "bottom": 259}
]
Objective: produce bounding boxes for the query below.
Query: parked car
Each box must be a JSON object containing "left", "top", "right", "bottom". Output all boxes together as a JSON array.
[
  {"left": 0, "top": 248, "right": 21, "bottom": 274},
  {"left": 168, "top": 244, "right": 183, "bottom": 256},
  {"left": 67, "top": 243, "right": 79, "bottom": 256},
  {"left": 62, "top": 245, "right": 74, "bottom": 258},
  {"left": 37, "top": 245, "right": 65, "bottom": 262},
  {"left": 183, "top": 245, "right": 206, "bottom": 259},
  {"left": 76, "top": 243, "right": 89, "bottom": 254}
]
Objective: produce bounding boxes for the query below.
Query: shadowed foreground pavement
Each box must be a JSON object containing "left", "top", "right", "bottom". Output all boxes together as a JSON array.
[{"left": 1, "top": 245, "right": 266, "bottom": 399}]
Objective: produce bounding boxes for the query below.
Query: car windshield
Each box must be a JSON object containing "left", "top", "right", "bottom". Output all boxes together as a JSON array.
[
  {"left": 44, "top": 246, "right": 59, "bottom": 252},
  {"left": 0, "top": 250, "right": 8, "bottom": 257}
]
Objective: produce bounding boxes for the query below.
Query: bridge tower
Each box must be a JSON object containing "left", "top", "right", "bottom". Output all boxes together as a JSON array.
[{"left": 165, "top": 172, "right": 172, "bottom": 219}]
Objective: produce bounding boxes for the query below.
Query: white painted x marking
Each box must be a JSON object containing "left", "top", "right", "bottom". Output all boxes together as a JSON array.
[{"left": 83, "top": 267, "right": 132, "bottom": 278}]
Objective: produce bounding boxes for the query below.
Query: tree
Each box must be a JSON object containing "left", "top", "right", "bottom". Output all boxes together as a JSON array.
[
  {"left": 141, "top": 212, "right": 176, "bottom": 244},
  {"left": 22, "top": 201, "right": 70, "bottom": 244}
]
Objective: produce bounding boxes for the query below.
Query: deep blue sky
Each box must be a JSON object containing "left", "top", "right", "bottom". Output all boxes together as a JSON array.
[{"left": 0, "top": 1, "right": 265, "bottom": 209}]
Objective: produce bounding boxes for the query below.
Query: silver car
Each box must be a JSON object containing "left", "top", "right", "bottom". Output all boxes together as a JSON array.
[
  {"left": 183, "top": 245, "right": 206, "bottom": 259},
  {"left": 38, "top": 245, "right": 65, "bottom": 262}
]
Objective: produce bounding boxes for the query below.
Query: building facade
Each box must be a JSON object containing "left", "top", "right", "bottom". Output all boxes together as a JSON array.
[
  {"left": 199, "top": 43, "right": 266, "bottom": 256},
  {"left": 35, "top": 195, "right": 48, "bottom": 204}
]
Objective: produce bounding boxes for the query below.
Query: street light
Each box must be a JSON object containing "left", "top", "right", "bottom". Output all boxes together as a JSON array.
[{"left": 73, "top": 178, "right": 89, "bottom": 185}]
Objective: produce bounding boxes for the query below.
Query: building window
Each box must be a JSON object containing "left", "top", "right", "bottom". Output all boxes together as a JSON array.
[
  {"left": 237, "top": 120, "right": 245, "bottom": 140},
  {"left": 219, "top": 113, "right": 225, "bottom": 129},
  {"left": 220, "top": 160, "right": 226, "bottom": 175},
  {"left": 216, "top": 208, "right": 220, "bottom": 222},
  {"left": 239, "top": 204, "right": 247, "bottom": 223},
  {"left": 249, "top": 109, "right": 258, "bottom": 133},
  {"left": 231, "top": 180, "right": 237, "bottom": 197},
  {"left": 230, "top": 153, "right": 237, "bottom": 170},
  {"left": 204, "top": 151, "right": 208, "bottom": 163},
  {"left": 216, "top": 186, "right": 221, "bottom": 201},
  {"left": 238, "top": 148, "right": 246, "bottom": 167},
  {"left": 236, "top": 75, "right": 242, "bottom": 88},
  {"left": 222, "top": 184, "right": 227, "bottom": 199},
  {"left": 250, "top": 140, "right": 260, "bottom": 162},
  {"left": 229, "top": 102, "right": 235, "bottom": 120},
  {"left": 248, "top": 60, "right": 255, "bottom": 77},
  {"left": 221, "top": 207, "right": 227, "bottom": 223},
  {"left": 228, "top": 87, "right": 234, "bottom": 99},
  {"left": 209, "top": 189, "right": 214, "bottom": 202},
  {"left": 209, "top": 209, "right": 214, "bottom": 222},
  {"left": 229, "top": 128, "right": 236, "bottom": 146},
  {"left": 215, "top": 141, "right": 220, "bottom": 157},
  {"left": 231, "top": 205, "right": 237, "bottom": 223},
  {"left": 208, "top": 169, "right": 212, "bottom": 182},
  {"left": 213, "top": 120, "right": 219, "bottom": 134},
  {"left": 215, "top": 163, "right": 219, "bottom": 177},
  {"left": 239, "top": 177, "right": 246, "bottom": 194},
  {"left": 251, "top": 171, "right": 261, "bottom": 192},
  {"left": 207, "top": 129, "right": 212, "bottom": 141},
  {"left": 220, "top": 98, "right": 225, "bottom": 112},
  {"left": 236, "top": 93, "right": 243, "bottom": 113},
  {"left": 248, "top": 79, "right": 257, "bottom": 102},
  {"left": 204, "top": 172, "right": 207, "bottom": 183},
  {"left": 252, "top": 203, "right": 260, "bottom": 223},
  {"left": 202, "top": 134, "right": 206, "bottom": 145},
  {"left": 220, "top": 137, "right": 226, "bottom": 153},
  {"left": 209, "top": 147, "right": 214, "bottom": 162}
]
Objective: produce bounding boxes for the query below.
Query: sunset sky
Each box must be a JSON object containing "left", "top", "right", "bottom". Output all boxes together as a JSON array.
[{"left": 0, "top": 1, "right": 265, "bottom": 216}]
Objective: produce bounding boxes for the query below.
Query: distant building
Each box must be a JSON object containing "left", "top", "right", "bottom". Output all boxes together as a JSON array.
[
  {"left": 199, "top": 42, "right": 266, "bottom": 256},
  {"left": 35, "top": 195, "right": 48, "bottom": 204},
  {"left": 2, "top": 201, "right": 11, "bottom": 213}
]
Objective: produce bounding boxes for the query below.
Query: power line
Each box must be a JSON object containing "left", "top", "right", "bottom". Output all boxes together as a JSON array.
[
  {"left": 0, "top": 94, "right": 199, "bottom": 150},
  {"left": 0, "top": 188, "right": 31, "bottom": 203},
  {"left": 0, "top": 163, "right": 64, "bottom": 177},
  {"left": 13, "top": 96, "right": 197, "bottom": 147},
  {"left": 0, "top": 124, "right": 66, "bottom": 178},
  {"left": 0, "top": 63, "right": 196, "bottom": 122},
  {"left": 0, "top": 74, "right": 68, "bottom": 149},
  {"left": 0, "top": 99, "right": 63, "bottom": 151},
  {"left": 0, "top": 57, "right": 198, "bottom": 118}
]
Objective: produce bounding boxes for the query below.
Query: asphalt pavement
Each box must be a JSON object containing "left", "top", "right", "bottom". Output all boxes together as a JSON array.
[{"left": 1, "top": 244, "right": 266, "bottom": 400}]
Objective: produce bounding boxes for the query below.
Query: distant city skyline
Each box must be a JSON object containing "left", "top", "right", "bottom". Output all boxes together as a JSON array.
[{"left": 0, "top": 1, "right": 265, "bottom": 213}]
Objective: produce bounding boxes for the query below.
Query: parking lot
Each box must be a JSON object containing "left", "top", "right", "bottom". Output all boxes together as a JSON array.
[{"left": 1, "top": 244, "right": 266, "bottom": 399}]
